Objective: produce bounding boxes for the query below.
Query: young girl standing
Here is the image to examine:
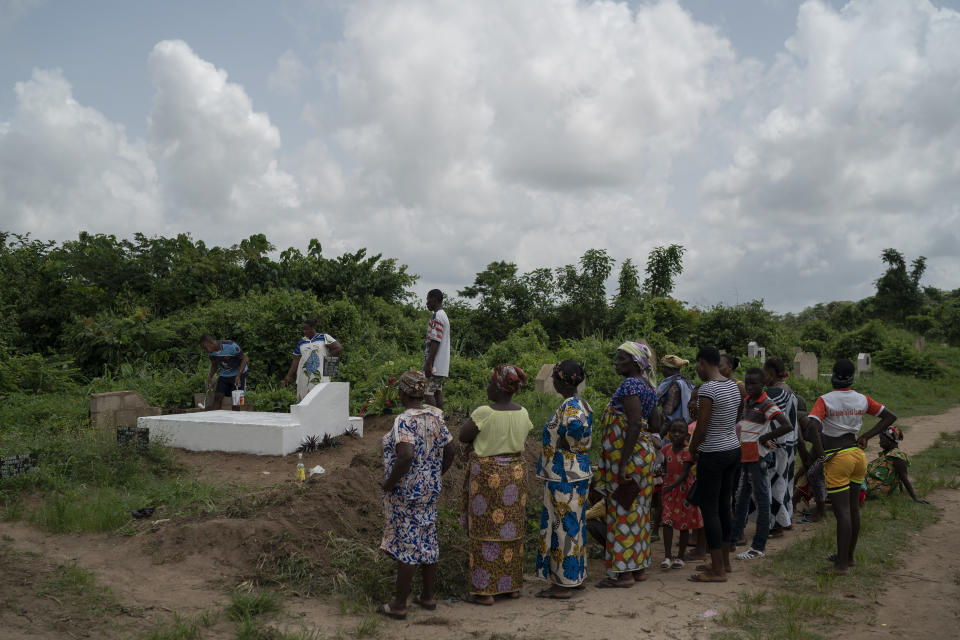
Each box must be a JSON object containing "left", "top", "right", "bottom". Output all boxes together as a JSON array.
[{"left": 660, "top": 419, "right": 703, "bottom": 568}]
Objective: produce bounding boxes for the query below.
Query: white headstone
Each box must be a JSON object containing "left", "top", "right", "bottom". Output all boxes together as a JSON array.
[
  {"left": 747, "top": 341, "right": 759, "bottom": 358},
  {"left": 793, "top": 350, "right": 818, "bottom": 381},
  {"left": 857, "top": 353, "right": 872, "bottom": 376},
  {"left": 758, "top": 347, "right": 766, "bottom": 363}
]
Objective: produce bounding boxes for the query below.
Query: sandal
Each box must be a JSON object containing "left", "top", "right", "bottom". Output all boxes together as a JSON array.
[
  {"left": 595, "top": 577, "right": 634, "bottom": 589},
  {"left": 660, "top": 557, "right": 672, "bottom": 569},
  {"left": 688, "top": 572, "right": 727, "bottom": 583},
  {"left": 412, "top": 596, "right": 437, "bottom": 611},
  {"left": 736, "top": 548, "right": 764, "bottom": 560},
  {"left": 535, "top": 588, "right": 572, "bottom": 599},
  {"left": 460, "top": 593, "right": 494, "bottom": 606},
  {"left": 671, "top": 558, "right": 685, "bottom": 569},
  {"left": 376, "top": 603, "right": 407, "bottom": 620}
]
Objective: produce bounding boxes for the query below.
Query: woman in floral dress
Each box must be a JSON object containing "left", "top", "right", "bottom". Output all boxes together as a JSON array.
[
  {"left": 459, "top": 365, "right": 533, "bottom": 605},
  {"left": 593, "top": 341, "right": 661, "bottom": 588},
  {"left": 535, "top": 360, "right": 593, "bottom": 598},
  {"left": 378, "top": 370, "right": 456, "bottom": 620}
]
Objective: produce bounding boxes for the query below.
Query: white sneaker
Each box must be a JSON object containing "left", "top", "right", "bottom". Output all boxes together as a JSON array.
[
  {"left": 736, "top": 547, "right": 765, "bottom": 560},
  {"left": 660, "top": 557, "right": 672, "bottom": 569}
]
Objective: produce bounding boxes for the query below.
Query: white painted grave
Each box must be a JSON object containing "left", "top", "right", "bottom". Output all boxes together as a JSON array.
[
  {"left": 747, "top": 341, "right": 759, "bottom": 358},
  {"left": 857, "top": 353, "right": 872, "bottom": 376},
  {"left": 140, "top": 382, "right": 363, "bottom": 456}
]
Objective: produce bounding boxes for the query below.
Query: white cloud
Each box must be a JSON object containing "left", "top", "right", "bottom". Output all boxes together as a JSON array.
[
  {"left": 0, "top": 68, "right": 161, "bottom": 238},
  {"left": 267, "top": 50, "right": 309, "bottom": 96},
  {"left": 147, "top": 40, "right": 302, "bottom": 227},
  {"left": 695, "top": 0, "right": 960, "bottom": 308}
]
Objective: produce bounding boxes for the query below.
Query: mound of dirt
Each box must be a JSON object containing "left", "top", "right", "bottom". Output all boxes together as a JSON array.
[{"left": 145, "top": 413, "right": 546, "bottom": 579}]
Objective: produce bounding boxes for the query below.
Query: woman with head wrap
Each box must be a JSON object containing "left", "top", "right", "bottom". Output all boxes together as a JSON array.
[
  {"left": 458, "top": 365, "right": 534, "bottom": 605},
  {"left": 866, "top": 426, "right": 926, "bottom": 503},
  {"left": 378, "top": 371, "right": 457, "bottom": 620},
  {"left": 593, "top": 341, "right": 662, "bottom": 588},
  {"left": 534, "top": 361, "right": 593, "bottom": 598},
  {"left": 804, "top": 359, "right": 899, "bottom": 575}
]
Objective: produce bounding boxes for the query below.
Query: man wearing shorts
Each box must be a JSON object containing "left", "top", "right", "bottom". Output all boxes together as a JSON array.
[
  {"left": 200, "top": 334, "right": 249, "bottom": 411},
  {"left": 423, "top": 289, "right": 450, "bottom": 410},
  {"left": 805, "top": 359, "right": 897, "bottom": 574}
]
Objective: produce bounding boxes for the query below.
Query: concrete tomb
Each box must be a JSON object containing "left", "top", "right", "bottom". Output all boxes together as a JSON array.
[
  {"left": 535, "top": 363, "right": 586, "bottom": 398},
  {"left": 90, "top": 391, "right": 161, "bottom": 430},
  {"left": 793, "top": 350, "right": 818, "bottom": 381},
  {"left": 140, "top": 382, "right": 362, "bottom": 457},
  {"left": 857, "top": 353, "right": 872, "bottom": 376},
  {"left": 747, "top": 342, "right": 759, "bottom": 358}
]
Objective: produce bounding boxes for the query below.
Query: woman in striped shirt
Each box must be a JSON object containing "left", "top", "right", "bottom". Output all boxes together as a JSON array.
[{"left": 688, "top": 346, "right": 742, "bottom": 583}]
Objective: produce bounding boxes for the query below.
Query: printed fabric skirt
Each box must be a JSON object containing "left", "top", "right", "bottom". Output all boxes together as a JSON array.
[
  {"left": 461, "top": 452, "right": 527, "bottom": 595},
  {"left": 768, "top": 443, "right": 796, "bottom": 529},
  {"left": 535, "top": 478, "right": 590, "bottom": 587},
  {"left": 380, "top": 492, "right": 439, "bottom": 565},
  {"left": 594, "top": 407, "right": 656, "bottom": 576}
]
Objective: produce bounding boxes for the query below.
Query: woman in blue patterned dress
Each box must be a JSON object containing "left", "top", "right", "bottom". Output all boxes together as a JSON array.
[
  {"left": 535, "top": 360, "right": 593, "bottom": 599},
  {"left": 378, "top": 370, "right": 457, "bottom": 620}
]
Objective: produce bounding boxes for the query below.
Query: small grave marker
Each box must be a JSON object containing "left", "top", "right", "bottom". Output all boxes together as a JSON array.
[
  {"left": 0, "top": 453, "right": 39, "bottom": 479},
  {"left": 793, "top": 350, "right": 818, "bottom": 381},
  {"left": 857, "top": 353, "right": 872, "bottom": 376},
  {"left": 117, "top": 426, "right": 150, "bottom": 450}
]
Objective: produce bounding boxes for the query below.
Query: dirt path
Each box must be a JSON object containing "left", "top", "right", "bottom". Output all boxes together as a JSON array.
[{"left": 2, "top": 406, "right": 958, "bottom": 639}]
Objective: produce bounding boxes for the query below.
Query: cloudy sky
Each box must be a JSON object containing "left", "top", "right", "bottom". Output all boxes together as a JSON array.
[{"left": 1, "top": 0, "right": 958, "bottom": 311}]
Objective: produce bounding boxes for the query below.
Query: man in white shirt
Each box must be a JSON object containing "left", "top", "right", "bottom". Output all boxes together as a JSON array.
[
  {"left": 424, "top": 289, "right": 450, "bottom": 409},
  {"left": 282, "top": 319, "right": 343, "bottom": 401}
]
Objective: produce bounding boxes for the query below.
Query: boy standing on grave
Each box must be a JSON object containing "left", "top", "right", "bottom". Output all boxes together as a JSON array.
[
  {"left": 805, "top": 359, "right": 898, "bottom": 575},
  {"left": 423, "top": 290, "right": 450, "bottom": 410},
  {"left": 282, "top": 319, "right": 343, "bottom": 401},
  {"left": 200, "top": 335, "right": 248, "bottom": 411},
  {"left": 730, "top": 368, "right": 794, "bottom": 560}
]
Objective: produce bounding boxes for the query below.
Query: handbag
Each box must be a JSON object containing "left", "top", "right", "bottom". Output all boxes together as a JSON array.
[{"left": 685, "top": 479, "right": 700, "bottom": 506}]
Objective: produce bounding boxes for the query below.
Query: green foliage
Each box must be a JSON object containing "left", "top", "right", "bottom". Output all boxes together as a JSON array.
[
  {"left": 830, "top": 319, "right": 886, "bottom": 359},
  {"left": 874, "top": 248, "right": 926, "bottom": 323},
  {"left": 874, "top": 339, "right": 940, "bottom": 378},
  {"left": 0, "top": 352, "right": 79, "bottom": 392},
  {"left": 643, "top": 243, "right": 685, "bottom": 298}
]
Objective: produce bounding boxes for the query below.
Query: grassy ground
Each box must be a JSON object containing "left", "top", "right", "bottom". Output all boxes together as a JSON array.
[{"left": 713, "top": 431, "right": 960, "bottom": 639}]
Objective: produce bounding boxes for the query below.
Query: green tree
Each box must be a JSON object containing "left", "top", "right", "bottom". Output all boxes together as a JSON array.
[
  {"left": 874, "top": 248, "right": 926, "bottom": 323},
  {"left": 643, "top": 244, "right": 685, "bottom": 298},
  {"left": 556, "top": 249, "right": 615, "bottom": 336}
]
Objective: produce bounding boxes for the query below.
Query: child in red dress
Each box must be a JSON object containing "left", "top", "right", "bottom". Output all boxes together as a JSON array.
[{"left": 660, "top": 419, "right": 704, "bottom": 568}]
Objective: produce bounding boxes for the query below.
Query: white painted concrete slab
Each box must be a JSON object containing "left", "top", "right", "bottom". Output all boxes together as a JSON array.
[{"left": 140, "top": 382, "right": 362, "bottom": 456}]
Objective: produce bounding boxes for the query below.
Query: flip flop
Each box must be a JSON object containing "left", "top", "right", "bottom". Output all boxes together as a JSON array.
[
  {"left": 376, "top": 603, "right": 407, "bottom": 620},
  {"left": 460, "top": 593, "right": 494, "bottom": 606},
  {"left": 688, "top": 572, "right": 727, "bottom": 583},
  {"left": 412, "top": 596, "right": 437, "bottom": 611},
  {"left": 535, "top": 589, "right": 573, "bottom": 599},
  {"left": 595, "top": 577, "right": 634, "bottom": 589}
]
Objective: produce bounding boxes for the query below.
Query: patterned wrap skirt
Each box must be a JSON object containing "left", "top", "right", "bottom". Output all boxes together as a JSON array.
[
  {"left": 380, "top": 493, "right": 439, "bottom": 565},
  {"left": 594, "top": 408, "right": 656, "bottom": 575},
  {"left": 768, "top": 443, "right": 796, "bottom": 529},
  {"left": 461, "top": 452, "right": 527, "bottom": 595},
  {"left": 535, "top": 478, "right": 590, "bottom": 587}
]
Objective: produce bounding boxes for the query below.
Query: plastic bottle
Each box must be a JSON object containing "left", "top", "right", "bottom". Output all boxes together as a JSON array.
[{"left": 296, "top": 452, "right": 306, "bottom": 483}]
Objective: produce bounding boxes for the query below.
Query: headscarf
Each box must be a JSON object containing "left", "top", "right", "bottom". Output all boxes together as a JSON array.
[
  {"left": 831, "top": 359, "right": 856, "bottom": 389},
  {"left": 880, "top": 425, "right": 904, "bottom": 444},
  {"left": 617, "top": 341, "right": 657, "bottom": 388},
  {"left": 490, "top": 364, "right": 527, "bottom": 394},
  {"left": 397, "top": 370, "right": 427, "bottom": 398},
  {"left": 552, "top": 360, "right": 585, "bottom": 387}
]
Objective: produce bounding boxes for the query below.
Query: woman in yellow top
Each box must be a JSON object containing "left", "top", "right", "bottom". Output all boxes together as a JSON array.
[{"left": 459, "top": 365, "right": 534, "bottom": 605}]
